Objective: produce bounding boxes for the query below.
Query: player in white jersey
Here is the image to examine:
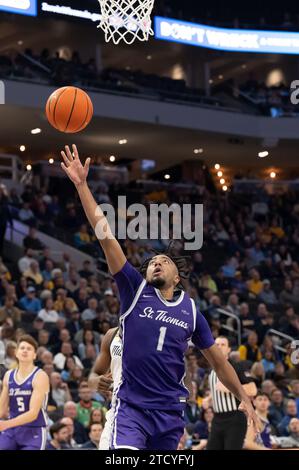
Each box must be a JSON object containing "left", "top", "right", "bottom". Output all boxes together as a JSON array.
[{"left": 88, "top": 327, "right": 122, "bottom": 450}]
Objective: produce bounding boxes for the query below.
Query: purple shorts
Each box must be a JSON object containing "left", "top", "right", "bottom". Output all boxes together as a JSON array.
[
  {"left": 110, "top": 400, "right": 185, "bottom": 450},
  {"left": 0, "top": 426, "right": 47, "bottom": 450}
]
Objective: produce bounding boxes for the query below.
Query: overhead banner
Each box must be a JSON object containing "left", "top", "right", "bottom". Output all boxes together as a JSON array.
[
  {"left": 40, "top": 2, "right": 101, "bottom": 22},
  {"left": 0, "top": 0, "right": 37, "bottom": 16},
  {"left": 154, "top": 16, "right": 299, "bottom": 54}
]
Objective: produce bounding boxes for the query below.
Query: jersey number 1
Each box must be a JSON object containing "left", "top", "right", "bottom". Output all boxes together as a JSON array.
[
  {"left": 17, "top": 397, "right": 25, "bottom": 412},
  {"left": 156, "top": 327, "right": 167, "bottom": 351}
]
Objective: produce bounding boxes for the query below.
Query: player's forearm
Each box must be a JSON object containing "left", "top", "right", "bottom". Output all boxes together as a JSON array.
[
  {"left": 0, "top": 404, "right": 8, "bottom": 419},
  {"left": 76, "top": 181, "right": 111, "bottom": 237},
  {"left": 76, "top": 181, "right": 126, "bottom": 274},
  {"left": 5, "top": 410, "right": 39, "bottom": 429},
  {"left": 88, "top": 372, "right": 100, "bottom": 391}
]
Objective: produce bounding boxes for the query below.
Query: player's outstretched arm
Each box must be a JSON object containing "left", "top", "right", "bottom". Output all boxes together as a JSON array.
[
  {"left": 0, "top": 372, "right": 9, "bottom": 419},
  {"left": 0, "top": 371, "right": 49, "bottom": 431},
  {"left": 88, "top": 328, "right": 116, "bottom": 393},
  {"left": 61, "top": 144, "right": 126, "bottom": 275}
]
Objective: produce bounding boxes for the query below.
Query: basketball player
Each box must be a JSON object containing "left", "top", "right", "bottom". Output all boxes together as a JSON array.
[
  {"left": 89, "top": 327, "right": 193, "bottom": 450},
  {"left": 61, "top": 144, "right": 260, "bottom": 450},
  {"left": 88, "top": 327, "right": 121, "bottom": 450},
  {"left": 207, "top": 336, "right": 257, "bottom": 450},
  {"left": 0, "top": 335, "right": 49, "bottom": 450}
]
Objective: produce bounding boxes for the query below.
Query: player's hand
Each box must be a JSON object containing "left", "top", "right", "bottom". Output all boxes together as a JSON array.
[
  {"left": 61, "top": 144, "right": 91, "bottom": 187},
  {"left": 0, "top": 421, "right": 9, "bottom": 432},
  {"left": 97, "top": 373, "right": 113, "bottom": 394},
  {"left": 239, "top": 399, "right": 261, "bottom": 435}
]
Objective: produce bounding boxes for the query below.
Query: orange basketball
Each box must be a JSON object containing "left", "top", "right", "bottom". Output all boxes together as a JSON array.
[{"left": 45, "top": 86, "right": 93, "bottom": 133}]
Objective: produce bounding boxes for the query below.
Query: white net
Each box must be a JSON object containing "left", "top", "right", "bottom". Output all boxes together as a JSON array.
[{"left": 97, "top": 0, "right": 155, "bottom": 44}]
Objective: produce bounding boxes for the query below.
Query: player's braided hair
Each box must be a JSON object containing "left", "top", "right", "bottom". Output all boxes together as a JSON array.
[{"left": 139, "top": 241, "right": 190, "bottom": 290}]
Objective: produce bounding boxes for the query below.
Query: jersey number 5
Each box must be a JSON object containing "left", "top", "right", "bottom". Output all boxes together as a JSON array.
[
  {"left": 156, "top": 327, "right": 167, "bottom": 352},
  {"left": 17, "top": 397, "right": 25, "bottom": 412}
]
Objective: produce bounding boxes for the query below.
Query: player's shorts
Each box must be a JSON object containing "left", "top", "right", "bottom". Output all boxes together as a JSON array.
[
  {"left": 0, "top": 426, "right": 47, "bottom": 450},
  {"left": 110, "top": 399, "right": 185, "bottom": 450}
]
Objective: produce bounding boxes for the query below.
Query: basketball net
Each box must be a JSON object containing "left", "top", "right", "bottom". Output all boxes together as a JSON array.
[{"left": 97, "top": 0, "right": 155, "bottom": 44}]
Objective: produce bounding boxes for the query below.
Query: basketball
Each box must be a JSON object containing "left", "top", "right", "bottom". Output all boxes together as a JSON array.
[{"left": 45, "top": 86, "right": 93, "bottom": 133}]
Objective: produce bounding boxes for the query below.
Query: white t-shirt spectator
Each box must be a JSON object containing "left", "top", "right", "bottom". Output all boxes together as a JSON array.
[
  {"left": 18, "top": 255, "right": 34, "bottom": 274},
  {"left": 38, "top": 308, "right": 59, "bottom": 323},
  {"left": 53, "top": 353, "right": 83, "bottom": 371}
]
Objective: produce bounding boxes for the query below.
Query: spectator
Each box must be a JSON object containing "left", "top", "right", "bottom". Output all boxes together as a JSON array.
[
  {"left": 226, "top": 293, "right": 240, "bottom": 316},
  {"left": 19, "top": 286, "right": 42, "bottom": 313},
  {"left": 63, "top": 401, "right": 88, "bottom": 444},
  {"left": 268, "top": 389, "right": 286, "bottom": 431},
  {"left": 78, "top": 330, "right": 99, "bottom": 360},
  {"left": 261, "top": 380, "right": 277, "bottom": 397},
  {"left": 18, "top": 202, "right": 35, "bottom": 224},
  {"left": 66, "top": 309, "right": 81, "bottom": 335},
  {"left": 89, "top": 408, "right": 106, "bottom": 428},
  {"left": 54, "top": 289, "right": 77, "bottom": 315},
  {"left": 79, "top": 260, "right": 94, "bottom": 280},
  {"left": 81, "top": 423, "right": 103, "bottom": 449},
  {"left": 50, "top": 327, "right": 71, "bottom": 355},
  {"left": 247, "top": 269, "right": 263, "bottom": 297},
  {"left": 37, "top": 329, "right": 50, "bottom": 348},
  {"left": 18, "top": 248, "right": 35, "bottom": 274},
  {"left": 82, "top": 298, "right": 99, "bottom": 322},
  {"left": 23, "top": 226, "right": 45, "bottom": 251},
  {"left": 193, "top": 407, "right": 214, "bottom": 440},
  {"left": 60, "top": 417, "right": 80, "bottom": 448},
  {"left": 272, "top": 418, "right": 299, "bottom": 449},
  {"left": 250, "top": 362, "right": 265, "bottom": 388},
  {"left": 4, "top": 341, "right": 17, "bottom": 368},
  {"left": 238, "top": 302, "right": 256, "bottom": 335},
  {"left": 277, "top": 399, "right": 298, "bottom": 436},
  {"left": 49, "top": 372, "right": 72, "bottom": 408},
  {"left": 0, "top": 297, "right": 22, "bottom": 326},
  {"left": 47, "top": 422, "right": 71, "bottom": 450},
  {"left": 239, "top": 331, "right": 262, "bottom": 362},
  {"left": 75, "top": 288, "right": 89, "bottom": 312},
  {"left": 41, "top": 259, "right": 54, "bottom": 284},
  {"left": 76, "top": 383, "right": 104, "bottom": 428},
  {"left": 279, "top": 279, "right": 299, "bottom": 307},
  {"left": 23, "top": 260, "right": 43, "bottom": 286},
  {"left": 258, "top": 279, "right": 278, "bottom": 306},
  {"left": 53, "top": 342, "right": 83, "bottom": 371},
  {"left": 38, "top": 298, "right": 59, "bottom": 323},
  {"left": 74, "top": 224, "right": 96, "bottom": 255},
  {"left": 185, "top": 381, "right": 202, "bottom": 428},
  {"left": 65, "top": 268, "right": 80, "bottom": 294},
  {"left": 40, "top": 350, "right": 53, "bottom": 367}
]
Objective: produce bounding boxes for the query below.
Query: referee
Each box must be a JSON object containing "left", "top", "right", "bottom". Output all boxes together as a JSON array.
[{"left": 207, "top": 336, "right": 257, "bottom": 450}]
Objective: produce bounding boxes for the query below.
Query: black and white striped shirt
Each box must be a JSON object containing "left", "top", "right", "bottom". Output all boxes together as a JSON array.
[
  {"left": 209, "top": 369, "right": 239, "bottom": 413},
  {"left": 209, "top": 362, "right": 250, "bottom": 414}
]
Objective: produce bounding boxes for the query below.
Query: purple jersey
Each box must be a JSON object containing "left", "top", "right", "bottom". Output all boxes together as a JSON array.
[
  {"left": 8, "top": 367, "right": 48, "bottom": 427},
  {"left": 114, "top": 261, "right": 214, "bottom": 411}
]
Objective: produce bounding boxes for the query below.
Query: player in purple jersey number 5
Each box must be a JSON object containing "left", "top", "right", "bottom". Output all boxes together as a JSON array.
[
  {"left": 60, "top": 144, "right": 261, "bottom": 450},
  {"left": 0, "top": 335, "right": 49, "bottom": 450}
]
